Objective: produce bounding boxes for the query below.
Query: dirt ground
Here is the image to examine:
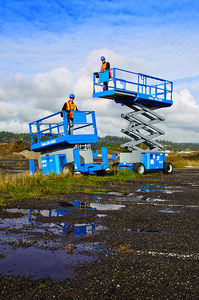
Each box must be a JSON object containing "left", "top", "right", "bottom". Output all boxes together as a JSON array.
[{"left": 0, "top": 168, "right": 199, "bottom": 299}]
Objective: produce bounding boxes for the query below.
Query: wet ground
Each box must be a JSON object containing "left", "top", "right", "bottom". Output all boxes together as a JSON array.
[{"left": 0, "top": 168, "right": 199, "bottom": 299}]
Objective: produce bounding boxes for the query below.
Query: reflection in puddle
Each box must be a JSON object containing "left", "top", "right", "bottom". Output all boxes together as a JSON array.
[
  {"left": 60, "top": 201, "right": 126, "bottom": 211},
  {"left": 138, "top": 183, "right": 183, "bottom": 194},
  {"left": 146, "top": 198, "right": 168, "bottom": 203},
  {"left": 138, "top": 184, "right": 158, "bottom": 193},
  {"left": 3, "top": 208, "right": 107, "bottom": 237},
  {"left": 97, "top": 214, "right": 107, "bottom": 218},
  {"left": 0, "top": 208, "right": 110, "bottom": 281},
  {"left": 158, "top": 208, "right": 183, "bottom": 214},
  {"left": 89, "top": 203, "right": 125, "bottom": 211},
  {"left": 107, "top": 192, "right": 123, "bottom": 196}
]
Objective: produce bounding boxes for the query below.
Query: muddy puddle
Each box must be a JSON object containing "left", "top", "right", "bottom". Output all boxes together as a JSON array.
[
  {"left": 0, "top": 241, "right": 107, "bottom": 281},
  {"left": 60, "top": 201, "right": 126, "bottom": 211},
  {"left": 138, "top": 183, "right": 183, "bottom": 194},
  {"left": 0, "top": 206, "right": 112, "bottom": 281},
  {"left": 1, "top": 208, "right": 109, "bottom": 237},
  {"left": 158, "top": 208, "right": 184, "bottom": 214}
]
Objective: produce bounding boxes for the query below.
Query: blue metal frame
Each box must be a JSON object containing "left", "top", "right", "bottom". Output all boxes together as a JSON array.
[
  {"left": 29, "top": 159, "right": 35, "bottom": 174},
  {"left": 73, "top": 147, "right": 109, "bottom": 174},
  {"left": 37, "top": 147, "right": 109, "bottom": 175},
  {"left": 29, "top": 110, "right": 98, "bottom": 151},
  {"left": 93, "top": 68, "right": 173, "bottom": 108}
]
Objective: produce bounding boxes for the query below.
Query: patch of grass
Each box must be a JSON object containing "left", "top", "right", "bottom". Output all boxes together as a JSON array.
[
  {"left": 0, "top": 169, "right": 148, "bottom": 202},
  {"left": 167, "top": 151, "right": 199, "bottom": 168}
]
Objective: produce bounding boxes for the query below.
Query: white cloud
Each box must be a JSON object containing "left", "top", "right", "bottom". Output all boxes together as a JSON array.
[{"left": 161, "top": 89, "right": 199, "bottom": 142}]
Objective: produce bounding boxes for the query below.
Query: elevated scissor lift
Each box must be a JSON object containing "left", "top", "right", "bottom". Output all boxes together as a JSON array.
[
  {"left": 93, "top": 68, "right": 173, "bottom": 174},
  {"left": 29, "top": 110, "right": 109, "bottom": 175}
]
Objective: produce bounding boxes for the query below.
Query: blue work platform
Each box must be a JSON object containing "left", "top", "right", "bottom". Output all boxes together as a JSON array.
[
  {"left": 93, "top": 68, "right": 173, "bottom": 108},
  {"left": 29, "top": 110, "right": 109, "bottom": 175},
  {"left": 29, "top": 110, "right": 98, "bottom": 151},
  {"left": 93, "top": 67, "right": 174, "bottom": 174}
]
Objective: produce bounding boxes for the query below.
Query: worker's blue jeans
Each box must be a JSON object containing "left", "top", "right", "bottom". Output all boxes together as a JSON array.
[
  {"left": 103, "top": 82, "right": 108, "bottom": 91},
  {"left": 68, "top": 118, "right": 74, "bottom": 134}
]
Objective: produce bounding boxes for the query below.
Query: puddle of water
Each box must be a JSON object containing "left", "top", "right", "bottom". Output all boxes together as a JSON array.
[
  {"left": 97, "top": 214, "right": 107, "bottom": 218},
  {"left": 89, "top": 203, "right": 125, "bottom": 211},
  {"left": 107, "top": 192, "right": 123, "bottom": 196},
  {"left": 146, "top": 198, "right": 168, "bottom": 203},
  {"left": 3, "top": 209, "right": 106, "bottom": 237},
  {"left": 138, "top": 184, "right": 183, "bottom": 194},
  {"left": 91, "top": 195, "right": 102, "bottom": 200},
  {"left": 127, "top": 192, "right": 135, "bottom": 197},
  {"left": 0, "top": 208, "right": 110, "bottom": 281},
  {"left": 158, "top": 208, "right": 183, "bottom": 214},
  {"left": 59, "top": 201, "right": 126, "bottom": 211},
  {"left": 138, "top": 184, "right": 158, "bottom": 193},
  {"left": 0, "top": 242, "right": 107, "bottom": 281}
]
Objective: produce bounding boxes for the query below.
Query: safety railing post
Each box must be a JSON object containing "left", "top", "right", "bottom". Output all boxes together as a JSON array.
[
  {"left": 57, "top": 123, "right": 60, "bottom": 136},
  {"left": 171, "top": 82, "right": 173, "bottom": 100},
  {"left": 29, "top": 124, "right": 33, "bottom": 145},
  {"left": 164, "top": 81, "right": 166, "bottom": 100},
  {"left": 63, "top": 110, "right": 68, "bottom": 135},
  {"left": 36, "top": 121, "right": 41, "bottom": 143},
  {"left": 92, "top": 111, "right": 98, "bottom": 136},
  {"left": 93, "top": 73, "right": 95, "bottom": 94},
  {"left": 49, "top": 124, "right": 52, "bottom": 138},
  {"left": 113, "top": 68, "right": 116, "bottom": 91}
]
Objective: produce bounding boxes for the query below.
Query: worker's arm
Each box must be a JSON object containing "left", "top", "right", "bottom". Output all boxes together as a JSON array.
[
  {"left": 106, "top": 62, "right": 110, "bottom": 69},
  {"left": 60, "top": 103, "right": 67, "bottom": 117},
  {"left": 94, "top": 72, "right": 99, "bottom": 78},
  {"left": 62, "top": 103, "right": 66, "bottom": 111}
]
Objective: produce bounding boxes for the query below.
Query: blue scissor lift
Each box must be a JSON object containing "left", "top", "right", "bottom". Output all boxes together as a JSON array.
[
  {"left": 29, "top": 110, "right": 109, "bottom": 175},
  {"left": 93, "top": 68, "right": 174, "bottom": 174}
]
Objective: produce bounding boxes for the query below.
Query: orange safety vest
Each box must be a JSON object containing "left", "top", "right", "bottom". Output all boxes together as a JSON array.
[
  {"left": 66, "top": 101, "right": 77, "bottom": 119},
  {"left": 101, "top": 62, "right": 111, "bottom": 78}
]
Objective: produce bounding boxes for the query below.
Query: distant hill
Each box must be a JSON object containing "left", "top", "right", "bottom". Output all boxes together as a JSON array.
[
  {"left": 0, "top": 131, "right": 199, "bottom": 152},
  {"left": 0, "top": 131, "right": 30, "bottom": 145},
  {"left": 159, "top": 140, "right": 199, "bottom": 152},
  {"left": 0, "top": 141, "right": 30, "bottom": 154},
  {"left": 94, "top": 135, "right": 130, "bottom": 149}
]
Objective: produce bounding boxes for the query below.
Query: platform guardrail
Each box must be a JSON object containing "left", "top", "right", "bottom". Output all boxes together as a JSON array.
[
  {"left": 93, "top": 68, "right": 173, "bottom": 103},
  {"left": 29, "top": 110, "right": 98, "bottom": 150}
]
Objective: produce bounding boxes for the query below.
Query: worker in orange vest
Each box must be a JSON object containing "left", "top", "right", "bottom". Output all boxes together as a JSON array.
[
  {"left": 100, "top": 56, "right": 111, "bottom": 91},
  {"left": 62, "top": 94, "right": 78, "bottom": 134}
]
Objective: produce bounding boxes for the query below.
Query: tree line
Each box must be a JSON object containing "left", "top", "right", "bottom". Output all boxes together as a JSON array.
[{"left": 0, "top": 131, "right": 199, "bottom": 152}]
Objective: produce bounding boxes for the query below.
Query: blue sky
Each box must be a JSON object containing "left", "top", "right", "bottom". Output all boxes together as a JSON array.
[
  {"left": 1, "top": 0, "right": 199, "bottom": 77},
  {"left": 0, "top": 0, "right": 199, "bottom": 141}
]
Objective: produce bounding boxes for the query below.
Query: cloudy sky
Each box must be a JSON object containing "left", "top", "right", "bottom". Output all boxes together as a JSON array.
[{"left": 0, "top": 0, "right": 199, "bottom": 142}]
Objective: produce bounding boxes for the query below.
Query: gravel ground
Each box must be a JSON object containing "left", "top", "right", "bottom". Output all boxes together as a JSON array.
[{"left": 0, "top": 168, "right": 199, "bottom": 299}]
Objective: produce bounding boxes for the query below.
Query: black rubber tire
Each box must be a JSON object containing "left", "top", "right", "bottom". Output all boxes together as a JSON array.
[
  {"left": 62, "top": 163, "right": 75, "bottom": 175},
  {"left": 133, "top": 162, "right": 145, "bottom": 174},
  {"left": 163, "top": 162, "right": 173, "bottom": 174},
  {"left": 96, "top": 169, "right": 106, "bottom": 176}
]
